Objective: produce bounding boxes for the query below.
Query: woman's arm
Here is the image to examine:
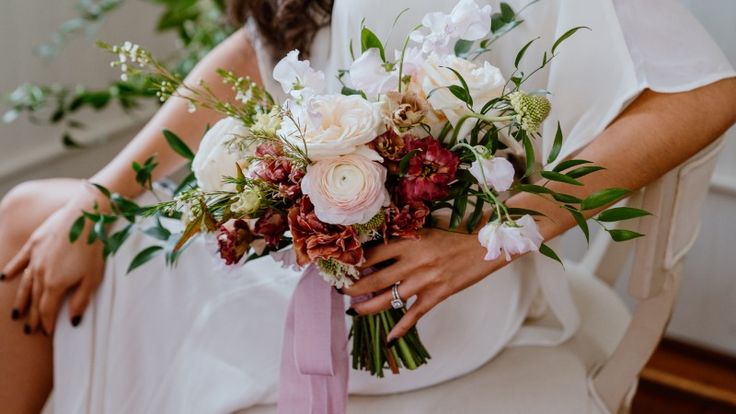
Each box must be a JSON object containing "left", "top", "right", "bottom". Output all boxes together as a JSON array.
[
  {"left": 344, "top": 77, "right": 736, "bottom": 340},
  {"left": 91, "top": 28, "right": 262, "bottom": 200}
]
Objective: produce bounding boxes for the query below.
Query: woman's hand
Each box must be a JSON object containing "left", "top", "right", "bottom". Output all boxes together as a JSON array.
[
  {"left": 342, "top": 228, "right": 505, "bottom": 342},
  {"left": 2, "top": 183, "right": 106, "bottom": 335}
]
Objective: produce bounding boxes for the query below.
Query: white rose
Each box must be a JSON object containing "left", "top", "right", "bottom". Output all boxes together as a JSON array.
[
  {"left": 478, "top": 215, "right": 543, "bottom": 261},
  {"left": 349, "top": 48, "right": 398, "bottom": 98},
  {"left": 469, "top": 155, "right": 515, "bottom": 192},
  {"left": 279, "top": 94, "right": 385, "bottom": 160},
  {"left": 420, "top": 53, "right": 505, "bottom": 138},
  {"left": 192, "top": 117, "right": 253, "bottom": 192},
  {"left": 301, "top": 152, "right": 389, "bottom": 225},
  {"left": 272, "top": 50, "right": 326, "bottom": 101}
]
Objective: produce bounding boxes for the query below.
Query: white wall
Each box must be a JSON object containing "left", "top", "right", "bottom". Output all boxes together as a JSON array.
[{"left": 0, "top": 1, "right": 735, "bottom": 354}]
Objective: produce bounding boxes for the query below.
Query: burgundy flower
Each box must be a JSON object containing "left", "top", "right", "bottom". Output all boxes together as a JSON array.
[
  {"left": 217, "top": 219, "right": 254, "bottom": 265},
  {"left": 385, "top": 201, "right": 431, "bottom": 240},
  {"left": 370, "top": 129, "right": 408, "bottom": 162},
  {"left": 399, "top": 136, "right": 459, "bottom": 201},
  {"left": 249, "top": 143, "right": 304, "bottom": 200},
  {"left": 253, "top": 209, "right": 289, "bottom": 248},
  {"left": 288, "top": 197, "right": 364, "bottom": 267}
]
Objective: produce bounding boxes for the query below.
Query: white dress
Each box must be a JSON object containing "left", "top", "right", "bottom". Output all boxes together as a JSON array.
[{"left": 50, "top": 1, "right": 734, "bottom": 413}]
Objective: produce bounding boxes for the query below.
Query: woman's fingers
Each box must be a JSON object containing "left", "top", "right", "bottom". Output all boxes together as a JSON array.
[
  {"left": 12, "top": 268, "right": 34, "bottom": 319},
  {"left": 39, "top": 283, "right": 67, "bottom": 335},
  {"left": 351, "top": 278, "right": 420, "bottom": 315},
  {"left": 361, "top": 238, "right": 409, "bottom": 268},
  {"left": 67, "top": 276, "right": 98, "bottom": 327},
  {"left": 344, "top": 258, "right": 414, "bottom": 297},
  {"left": 1, "top": 241, "right": 32, "bottom": 280},
  {"left": 26, "top": 271, "right": 43, "bottom": 335},
  {"left": 387, "top": 296, "right": 438, "bottom": 342}
]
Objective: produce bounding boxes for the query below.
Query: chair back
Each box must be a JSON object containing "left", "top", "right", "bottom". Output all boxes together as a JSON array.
[{"left": 583, "top": 136, "right": 726, "bottom": 413}]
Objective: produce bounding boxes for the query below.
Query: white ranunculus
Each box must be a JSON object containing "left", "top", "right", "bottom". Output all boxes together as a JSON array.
[
  {"left": 349, "top": 48, "right": 398, "bottom": 98},
  {"left": 410, "top": 0, "right": 492, "bottom": 54},
  {"left": 192, "top": 117, "right": 253, "bottom": 192},
  {"left": 272, "top": 50, "right": 326, "bottom": 101},
  {"left": 469, "top": 155, "right": 515, "bottom": 192},
  {"left": 478, "top": 215, "right": 544, "bottom": 262},
  {"left": 301, "top": 152, "right": 389, "bottom": 225},
  {"left": 420, "top": 53, "right": 505, "bottom": 138},
  {"left": 279, "top": 94, "right": 385, "bottom": 160}
]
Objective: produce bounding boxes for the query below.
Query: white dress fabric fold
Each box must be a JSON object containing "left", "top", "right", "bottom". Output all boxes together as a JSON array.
[{"left": 51, "top": 0, "right": 734, "bottom": 413}]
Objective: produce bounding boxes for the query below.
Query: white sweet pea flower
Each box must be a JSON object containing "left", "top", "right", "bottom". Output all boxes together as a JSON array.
[
  {"left": 469, "top": 155, "right": 515, "bottom": 192},
  {"left": 301, "top": 152, "right": 389, "bottom": 225},
  {"left": 272, "top": 50, "right": 326, "bottom": 100},
  {"left": 420, "top": 53, "right": 505, "bottom": 137},
  {"left": 478, "top": 215, "right": 543, "bottom": 262},
  {"left": 349, "top": 48, "right": 398, "bottom": 98},
  {"left": 279, "top": 94, "right": 384, "bottom": 160},
  {"left": 410, "top": 0, "right": 493, "bottom": 54},
  {"left": 192, "top": 117, "right": 253, "bottom": 192}
]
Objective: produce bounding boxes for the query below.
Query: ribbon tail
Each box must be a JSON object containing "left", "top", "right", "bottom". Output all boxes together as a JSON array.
[{"left": 278, "top": 264, "right": 349, "bottom": 414}]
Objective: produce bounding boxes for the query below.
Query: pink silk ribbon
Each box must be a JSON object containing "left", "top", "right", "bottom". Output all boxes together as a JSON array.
[{"left": 278, "top": 264, "right": 348, "bottom": 413}]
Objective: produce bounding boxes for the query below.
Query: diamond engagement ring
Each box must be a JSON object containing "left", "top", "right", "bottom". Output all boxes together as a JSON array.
[{"left": 391, "top": 283, "right": 404, "bottom": 309}]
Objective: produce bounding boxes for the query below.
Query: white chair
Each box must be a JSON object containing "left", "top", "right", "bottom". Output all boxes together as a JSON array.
[{"left": 244, "top": 135, "right": 726, "bottom": 414}]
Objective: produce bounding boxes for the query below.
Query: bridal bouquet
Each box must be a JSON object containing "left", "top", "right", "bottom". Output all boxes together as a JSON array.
[{"left": 80, "top": 0, "right": 648, "bottom": 380}]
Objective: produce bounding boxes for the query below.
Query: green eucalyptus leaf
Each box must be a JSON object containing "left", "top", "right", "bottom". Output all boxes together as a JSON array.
[
  {"left": 553, "top": 159, "right": 590, "bottom": 172},
  {"left": 568, "top": 208, "right": 589, "bottom": 243},
  {"left": 500, "top": 2, "right": 515, "bottom": 21},
  {"left": 360, "top": 26, "right": 385, "bottom": 61},
  {"left": 547, "top": 121, "right": 563, "bottom": 164},
  {"left": 454, "top": 39, "right": 474, "bottom": 57},
  {"left": 69, "top": 215, "right": 86, "bottom": 243},
  {"left": 597, "top": 207, "right": 651, "bottom": 222},
  {"left": 515, "top": 37, "right": 539, "bottom": 68},
  {"left": 607, "top": 229, "right": 644, "bottom": 242},
  {"left": 163, "top": 129, "right": 195, "bottom": 160},
  {"left": 566, "top": 165, "right": 605, "bottom": 179},
  {"left": 467, "top": 198, "right": 485, "bottom": 233},
  {"left": 541, "top": 170, "right": 583, "bottom": 186},
  {"left": 399, "top": 149, "right": 420, "bottom": 176},
  {"left": 127, "top": 246, "right": 164, "bottom": 274},
  {"left": 517, "top": 183, "right": 553, "bottom": 194},
  {"left": 448, "top": 85, "right": 472, "bottom": 106},
  {"left": 581, "top": 188, "right": 629, "bottom": 211},
  {"left": 551, "top": 26, "right": 590, "bottom": 55},
  {"left": 552, "top": 193, "right": 582, "bottom": 204},
  {"left": 522, "top": 132, "right": 535, "bottom": 177},
  {"left": 539, "top": 243, "right": 563, "bottom": 266}
]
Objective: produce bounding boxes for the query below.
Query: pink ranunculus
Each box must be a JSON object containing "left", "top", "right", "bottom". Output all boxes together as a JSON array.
[
  {"left": 301, "top": 150, "right": 389, "bottom": 225},
  {"left": 288, "top": 197, "right": 364, "bottom": 267},
  {"left": 399, "top": 135, "right": 459, "bottom": 202},
  {"left": 217, "top": 219, "right": 255, "bottom": 265}
]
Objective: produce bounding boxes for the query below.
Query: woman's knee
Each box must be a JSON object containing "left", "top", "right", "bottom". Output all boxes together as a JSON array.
[{"left": 0, "top": 180, "right": 71, "bottom": 241}]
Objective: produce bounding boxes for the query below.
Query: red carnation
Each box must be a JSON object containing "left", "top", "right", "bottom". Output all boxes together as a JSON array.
[
  {"left": 217, "top": 219, "right": 255, "bottom": 265},
  {"left": 250, "top": 143, "right": 304, "bottom": 200},
  {"left": 253, "top": 209, "right": 289, "bottom": 248},
  {"left": 288, "top": 197, "right": 364, "bottom": 267},
  {"left": 385, "top": 201, "right": 430, "bottom": 240},
  {"left": 399, "top": 136, "right": 459, "bottom": 201}
]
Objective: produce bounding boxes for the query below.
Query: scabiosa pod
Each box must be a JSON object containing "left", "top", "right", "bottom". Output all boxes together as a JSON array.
[{"left": 507, "top": 91, "right": 551, "bottom": 134}]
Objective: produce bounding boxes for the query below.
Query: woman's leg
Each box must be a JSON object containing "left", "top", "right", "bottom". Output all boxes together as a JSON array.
[{"left": 0, "top": 178, "right": 80, "bottom": 414}]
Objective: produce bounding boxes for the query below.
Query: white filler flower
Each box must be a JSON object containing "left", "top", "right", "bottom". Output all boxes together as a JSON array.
[
  {"left": 478, "top": 215, "right": 543, "bottom": 261},
  {"left": 349, "top": 48, "right": 398, "bottom": 97},
  {"left": 410, "top": 0, "right": 492, "bottom": 54}
]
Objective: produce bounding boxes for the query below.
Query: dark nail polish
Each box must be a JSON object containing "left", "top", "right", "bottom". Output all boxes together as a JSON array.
[
  {"left": 345, "top": 308, "right": 358, "bottom": 317},
  {"left": 71, "top": 315, "right": 82, "bottom": 327},
  {"left": 11, "top": 308, "right": 19, "bottom": 320},
  {"left": 0, "top": 273, "right": 6, "bottom": 281},
  {"left": 386, "top": 338, "right": 397, "bottom": 348},
  {"left": 23, "top": 324, "right": 31, "bottom": 335}
]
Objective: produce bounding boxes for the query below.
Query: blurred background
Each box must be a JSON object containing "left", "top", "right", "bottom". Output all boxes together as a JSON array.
[{"left": 0, "top": 1, "right": 734, "bottom": 413}]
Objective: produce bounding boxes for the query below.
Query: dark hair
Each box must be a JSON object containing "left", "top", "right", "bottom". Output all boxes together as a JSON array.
[{"left": 227, "top": 0, "right": 333, "bottom": 58}]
